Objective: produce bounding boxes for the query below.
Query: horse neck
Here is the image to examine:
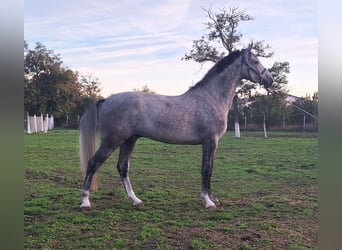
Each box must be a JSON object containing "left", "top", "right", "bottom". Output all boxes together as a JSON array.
[{"left": 189, "top": 61, "right": 242, "bottom": 111}]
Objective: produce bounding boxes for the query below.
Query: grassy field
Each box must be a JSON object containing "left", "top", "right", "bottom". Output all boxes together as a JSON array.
[{"left": 24, "top": 129, "right": 318, "bottom": 249}]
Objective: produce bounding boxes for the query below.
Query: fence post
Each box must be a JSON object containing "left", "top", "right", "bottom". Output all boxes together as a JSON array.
[
  {"left": 244, "top": 115, "right": 247, "bottom": 136},
  {"left": 36, "top": 114, "right": 40, "bottom": 132},
  {"left": 233, "top": 96, "right": 240, "bottom": 138},
  {"left": 50, "top": 115, "right": 54, "bottom": 129},
  {"left": 27, "top": 112, "right": 31, "bottom": 134},
  {"left": 303, "top": 115, "right": 306, "bottom": 131},
  {"left": 234, "top": 122, "right": 241, "bottom": 138},
  {"left": 43, "top": 114, "right": 48, "bottom": 133},
  {"left": 263, "top": 114, "right": 268, "bottom": 138},
  {"left": 40, "top": 113, "right": 44, "bottom": 132},
  {"left": 33, "top": 114, "right": 37, "bottom": 133}
]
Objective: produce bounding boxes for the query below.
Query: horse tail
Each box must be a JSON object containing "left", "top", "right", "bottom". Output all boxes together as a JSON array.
[{"left": 79, "top": 99, "right": 105, "bottom": 191}]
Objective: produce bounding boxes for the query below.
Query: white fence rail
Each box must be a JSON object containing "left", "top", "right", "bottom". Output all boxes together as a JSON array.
[{"left": 26, "top": 113, "right": 54, "bottom": 134}]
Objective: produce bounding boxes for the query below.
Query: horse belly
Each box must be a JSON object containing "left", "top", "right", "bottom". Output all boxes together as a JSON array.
[{"left": 135, "top": 116, "right": 201, "bottom": 145}]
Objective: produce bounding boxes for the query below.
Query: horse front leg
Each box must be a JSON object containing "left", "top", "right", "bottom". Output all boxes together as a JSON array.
[
  {"left": 200, "top": 138, "right": 220, "bottom": 209},
  {"left": 117, "top": 136, "right": 143, "bottom": 207}
]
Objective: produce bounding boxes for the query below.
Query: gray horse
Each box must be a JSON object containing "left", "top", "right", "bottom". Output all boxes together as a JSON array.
[{"left": 79, "top": 43, "right": 273, "bottom": 209}]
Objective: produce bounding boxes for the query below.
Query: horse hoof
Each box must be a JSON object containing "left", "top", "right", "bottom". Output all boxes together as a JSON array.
[
  {"left": 206, "top": 204, "right": 217, "bottom": 210},
  {"left": 134, "top": 202, "right": 144, "bottom": 208},
  {"left": 213, "top": 200, "right": 221, "bottom": 207},
  {"left": 80, "top": 206, "right": 91, "bottom": 211},
  {"left": 209, "top": 195, "right": 221, "bottom": 207}
]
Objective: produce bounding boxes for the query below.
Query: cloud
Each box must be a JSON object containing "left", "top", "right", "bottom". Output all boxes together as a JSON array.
[
  {"left": 133, "top": 0, "right": 193, "bottom": 32},
  {"left": 25, "top": 0, "right": 197, "bottom": 63},
  {"left": 25, "top": 0, "right": 318, "bottom": 97}
]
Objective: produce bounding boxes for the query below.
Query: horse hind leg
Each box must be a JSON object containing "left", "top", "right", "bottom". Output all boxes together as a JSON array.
[
  {"left": 117, "top": 135, "right": 143, "bottom": 207},
  {"left": 80, "top": 144, "right": 116, "bottom": 209}
]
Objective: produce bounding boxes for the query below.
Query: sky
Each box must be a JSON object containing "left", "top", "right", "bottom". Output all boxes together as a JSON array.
[{"left": 24, "top": 0, "right": 317, "bottom": 98}]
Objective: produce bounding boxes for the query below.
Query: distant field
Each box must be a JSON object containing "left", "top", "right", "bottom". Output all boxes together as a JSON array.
[{"left": 24, "top": 129, "right": 318, "bottom": 249}]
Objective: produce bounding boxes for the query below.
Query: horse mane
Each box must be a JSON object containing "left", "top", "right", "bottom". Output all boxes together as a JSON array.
[{"left": 190, "top": 50, "right": 242, "bottom": 89}]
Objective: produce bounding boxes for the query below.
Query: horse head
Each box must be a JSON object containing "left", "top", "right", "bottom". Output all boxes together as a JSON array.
[{"left": 241, "top": 43, "right": 273, "bottom": 89}]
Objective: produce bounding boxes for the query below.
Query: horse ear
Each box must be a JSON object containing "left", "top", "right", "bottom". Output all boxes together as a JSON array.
[
  {"left": 247, "top": 42, "right": 253, "bottom": 52},
  {"left": 242, "top": 43, "right": 253, "bottom": 58}
]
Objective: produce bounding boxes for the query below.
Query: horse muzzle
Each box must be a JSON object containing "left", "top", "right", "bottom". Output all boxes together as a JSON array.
[{"left": 261, "top": 72, "right": 273, "bottom": 89}]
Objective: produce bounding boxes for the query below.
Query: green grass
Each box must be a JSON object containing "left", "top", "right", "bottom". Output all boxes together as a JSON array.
[{"left": 24, "top": 129, "right": 318, "bottom": 249}]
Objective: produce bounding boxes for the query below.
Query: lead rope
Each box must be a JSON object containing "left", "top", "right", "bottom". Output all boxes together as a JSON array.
[{"left": 266, "top": 88, "right": 318, "bottom": 120}]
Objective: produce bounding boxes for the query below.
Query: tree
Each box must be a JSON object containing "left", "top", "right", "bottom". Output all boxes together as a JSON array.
[
  {"left": 25, "top": 42, "right": 63, "bottom": 80},
  {"left": 267, "top": 61, "right": 290, "bottom": 94},
  {"left": 24, "top": 42, "right": 71, "bottom": 117},
  {"left": 248, "top": 93, "right": 288, "bottom": 126},
  {"left": 133, "top": 85, "right": 155, "bottom": 94},
  {"left": 183, "top": 7, "right": 274, "bottom": 62},
  {"left": 80, "top": 73, "right": 102, "bottom": 99},
  {"left": 289, "top": 92, "right": 318, "bottom": 130},
  {"left": 183, "top": 6, "right": 289, "bottom": 136},
  {"left": 24, "top": 42, "right": 102, "bottom": 126},
  {"left": 72, "top": 73, "right": 103, "bottom": 121}
]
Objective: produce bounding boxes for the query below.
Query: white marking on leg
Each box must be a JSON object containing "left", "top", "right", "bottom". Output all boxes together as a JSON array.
[
  {"left": 201, "top": 191, "right": 216, "bottom": 208},
  {"left": 123, "top": 177, "right": 143, "bottom": 206},
  {"left": 80, "top": 190, "right": 91, "bottom": 208}
]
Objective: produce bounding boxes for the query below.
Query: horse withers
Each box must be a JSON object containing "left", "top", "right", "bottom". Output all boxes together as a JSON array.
[{"left": 79, "top": 43, "right": 273, "bottom": 209}]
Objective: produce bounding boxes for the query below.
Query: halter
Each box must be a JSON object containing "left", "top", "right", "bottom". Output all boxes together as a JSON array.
[{"left": 241, "top": 50, "right": 267, "bottom": 84}]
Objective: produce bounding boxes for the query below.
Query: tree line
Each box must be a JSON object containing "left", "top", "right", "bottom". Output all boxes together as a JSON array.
[
  {"left": 226, "top": 92, "right": 318, "bottom": 132},
  {"left": 24, "top": 41, "right": 102, "bottom": 126}
]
